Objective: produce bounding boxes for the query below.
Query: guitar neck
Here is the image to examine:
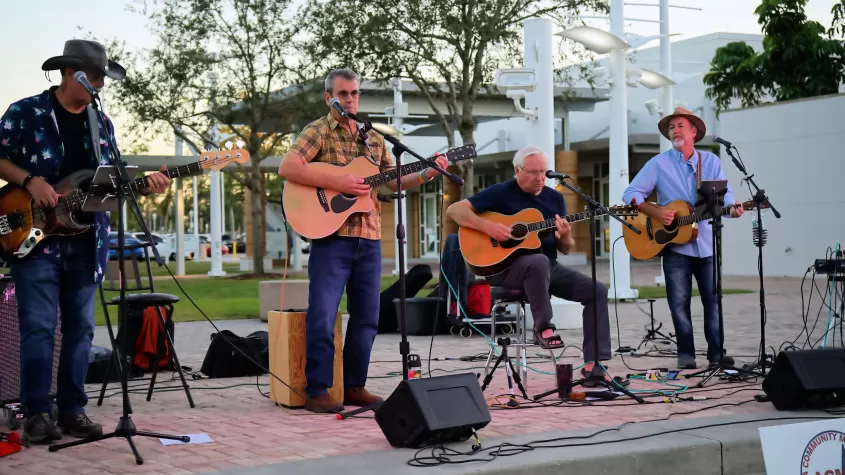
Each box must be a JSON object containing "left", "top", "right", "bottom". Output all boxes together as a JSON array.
[
  {"left": 363, "top": 160, "right": 431, "bottom": 188},
  {"left": 127, "top": 162, "right": 205, "bottom": 192},
  {"left": 678, "top": 204, "right": 734, "bottom": 226},
  {"left": 525, "top": 209, "right": 602, "bottom": 233}
]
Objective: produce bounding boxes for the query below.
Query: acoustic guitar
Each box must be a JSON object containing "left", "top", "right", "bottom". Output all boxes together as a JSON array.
[
  {"left": 458, "top": 205, "right": 640, "bottom": 277},
  {"left": 282, "top": 144, "right": 477, "bottom": 240},
  {"left": 622, "top": 199, "right": 768, "bottom": 260},
  {"left": 0, "top": 144, "right": 250, "bottom": 261}
]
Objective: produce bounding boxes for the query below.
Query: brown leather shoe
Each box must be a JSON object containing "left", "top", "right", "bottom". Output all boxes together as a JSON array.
[
  {"left": 344, "top": 387, "right": 384, "bottom": 407},
  {"left": 304, "top": 393, "right": 344, "bottom": 413}
]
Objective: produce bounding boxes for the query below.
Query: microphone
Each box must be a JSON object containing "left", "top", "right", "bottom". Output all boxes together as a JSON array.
[
  {"left": 752, "top": 210, "right": 767, "bottom": 247},
  {"left": 73, "top": 71, "right": 98, "bottom": 97},
  {"left": 545, "top": 170, "right": 570, "bottom": 180},
  {"left": 330, "top": 97, "right": 347, "bottom": 117},
  {"left": 713, "top": 136, "right": 733, "bottom": 148}
]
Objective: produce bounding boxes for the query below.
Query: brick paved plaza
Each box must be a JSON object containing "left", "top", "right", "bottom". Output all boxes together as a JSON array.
[{"left": 0, "top": 261, "right": 830, "bottom": 474}]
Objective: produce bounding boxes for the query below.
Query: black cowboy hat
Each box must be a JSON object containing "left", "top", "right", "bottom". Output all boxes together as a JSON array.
[{"left": 42, "top": 39, "right": 126, "bottom": 80}]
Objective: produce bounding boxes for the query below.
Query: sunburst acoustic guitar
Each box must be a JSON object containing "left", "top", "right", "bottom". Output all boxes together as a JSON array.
[
  {"left": 458, "top": 205, "right": 640, "bottom": 277},
  {"left": 622, "top": 199, "right": 768, "bottom": 260},
  {"left": 282, "top": 144, "right": 477, "bottom": 240},
  {"left": 0, "top": 144, "right": 250, "bottom": 261}
]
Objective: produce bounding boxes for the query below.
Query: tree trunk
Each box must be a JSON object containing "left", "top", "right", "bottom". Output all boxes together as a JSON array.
[{"left": 250, "top": 163, "right": 265, "bottom": 274}]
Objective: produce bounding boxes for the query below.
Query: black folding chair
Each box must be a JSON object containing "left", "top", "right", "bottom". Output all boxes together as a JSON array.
[{"left": 95, "top": 240, "right": 194, "bottom": 408}]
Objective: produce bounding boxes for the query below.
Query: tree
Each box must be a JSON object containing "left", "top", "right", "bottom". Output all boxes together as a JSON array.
[
  {"left": 106, "top": 0, "right": 325, "bottom": 273},
  {"left": 704, "top": 0, "right": 845, "bottom": 114},
  {"left": 303, "top": 0, "right": 606, "bottom": 239}
]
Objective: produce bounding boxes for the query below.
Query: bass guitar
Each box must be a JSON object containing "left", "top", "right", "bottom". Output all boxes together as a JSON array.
[
  {"left": 458, "top": 205, "right": 640, "bottom": 277},
  {"left": 0, "top": 143, "right": 250, "bottom": 260},
  {"left": 622, "top": 199, "right": 768, "bottom": 260},
  {"left": 283, "top": 144, "right": 477, "bottom": 239}
]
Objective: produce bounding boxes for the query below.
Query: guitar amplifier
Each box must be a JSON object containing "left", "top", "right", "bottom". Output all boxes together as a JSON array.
[{"left": 0, "top": 276, "right": 61, "bottom": 405}]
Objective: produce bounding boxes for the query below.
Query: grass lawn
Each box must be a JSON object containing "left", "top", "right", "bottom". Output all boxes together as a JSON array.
[{"left": 89, "top": 264, "right": 753, "bottom": 326}]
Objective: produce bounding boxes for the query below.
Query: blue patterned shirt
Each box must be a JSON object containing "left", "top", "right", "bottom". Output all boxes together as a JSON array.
[
  {"left": 0, "top": 88, "right": 116, "bottom": 283},
  {"left": 622, "top": 148, "right": 735, "bottom": 259}
]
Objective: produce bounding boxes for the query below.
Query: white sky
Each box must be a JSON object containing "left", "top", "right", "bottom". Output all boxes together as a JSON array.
[{"left": 1, "top": 0, "right": 838, "bottom": 154}]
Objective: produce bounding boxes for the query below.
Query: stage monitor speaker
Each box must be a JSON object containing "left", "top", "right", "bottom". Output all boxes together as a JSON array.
[
  {"left": 762, "top": 348, "right": 845, "bottom": 411},
  {"left": 374, "top": 373, "right": 491, "bottom": 448}
]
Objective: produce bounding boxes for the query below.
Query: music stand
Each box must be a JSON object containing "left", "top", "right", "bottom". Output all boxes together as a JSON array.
[
  {"left": 49, "top": 101, "right": 188, "bottom": 464},
  {"left": 685, "top": 180, "right": 761, "bottom": 386}
]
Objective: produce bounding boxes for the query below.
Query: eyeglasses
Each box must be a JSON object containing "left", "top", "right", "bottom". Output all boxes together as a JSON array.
[
  {"left": 334, "top": 90, "right": 360, "bottom": 98},
  {"left": 519, "top": 167, "right": 545, "bottom": 177}
]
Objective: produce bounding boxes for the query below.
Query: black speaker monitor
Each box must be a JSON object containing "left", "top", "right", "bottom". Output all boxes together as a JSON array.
[
  {"left": 762, "top": 349, "right": 845, "bottom": 411},
  {"left": 374, "top": 373, "right": 491, "bottom": 448}
]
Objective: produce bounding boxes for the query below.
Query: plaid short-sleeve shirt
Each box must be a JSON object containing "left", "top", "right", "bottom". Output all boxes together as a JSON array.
[{"left": 286, "top": 113, "right": 393, "bottom": 240}]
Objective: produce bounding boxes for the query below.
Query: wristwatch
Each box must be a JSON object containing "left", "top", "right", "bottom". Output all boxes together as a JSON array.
[{"left": 21, "top": 174, "right": 33, "bottom": 189}]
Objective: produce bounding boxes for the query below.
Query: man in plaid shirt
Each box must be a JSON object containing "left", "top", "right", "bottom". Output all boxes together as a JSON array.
[{"left": 280, "top": 69, "right": 448, "bottom": 413}]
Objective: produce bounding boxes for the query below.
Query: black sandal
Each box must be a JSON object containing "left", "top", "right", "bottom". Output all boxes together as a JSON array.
[
  {"left": 534, "top": 328, "right": 565, "bottom": 349},
  {"left": 580, "top": 368, "right": 631, "bottom": 388}
]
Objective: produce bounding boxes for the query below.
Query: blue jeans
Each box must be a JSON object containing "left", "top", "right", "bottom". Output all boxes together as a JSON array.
[
  {"left": 10, "top": 234, "right": 98, "bottom": 417},
  {"left": 663, "top": 251, "right": 722, "bottom": 362},
  {"left": 305, "top": 236, "right": 381, "bottom": 397}
]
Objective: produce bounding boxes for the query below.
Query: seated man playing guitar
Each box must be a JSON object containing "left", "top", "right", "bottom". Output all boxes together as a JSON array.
[
  {"left": 279, "top": 68, "right": 447, "bottom": 413},
  {"left": 622, "top": 107, "right": 742, "bottom": 370},
  {"left": 446, "top": 145, "right": 622, "bottom": 385}
]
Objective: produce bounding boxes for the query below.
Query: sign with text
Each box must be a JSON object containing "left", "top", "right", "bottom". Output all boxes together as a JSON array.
[{"left": 760, "top": 418, "right": 845, "bottom": 475}]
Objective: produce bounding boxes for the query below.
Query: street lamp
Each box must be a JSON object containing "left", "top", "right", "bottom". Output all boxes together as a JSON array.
[{"left": 555, "top": 25, "right": 631, "bottom": 54}]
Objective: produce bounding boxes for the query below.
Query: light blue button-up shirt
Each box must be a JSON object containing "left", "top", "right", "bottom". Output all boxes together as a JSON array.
[{"left": 622, "top": 148, "right": 735, "bottom": 258}]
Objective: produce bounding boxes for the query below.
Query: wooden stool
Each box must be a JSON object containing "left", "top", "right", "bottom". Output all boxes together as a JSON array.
[{"left": 267, "top": 310, "right": 344, "bottom": 407}]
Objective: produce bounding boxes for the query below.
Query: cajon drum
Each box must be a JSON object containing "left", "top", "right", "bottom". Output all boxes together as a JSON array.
[{"left": 267, "top": 310, "right": 344, "bottom": 407}]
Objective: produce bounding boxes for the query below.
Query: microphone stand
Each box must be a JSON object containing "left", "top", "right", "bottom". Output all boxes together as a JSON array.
[
  {"left": 534, "top": 176, "right": 645, "bottom": 404},
  {"left": 725, "top": 144, "right": 780, "bottom": 375},
  {"left": 337, "top": 113, "right": 462, "bottom": 419},
  {"left": 48, "top": 92, "right": 189, "bottom": 464}
]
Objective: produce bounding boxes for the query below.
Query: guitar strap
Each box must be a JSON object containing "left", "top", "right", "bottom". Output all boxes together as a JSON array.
[
  {"left": 87, "top": 104, "right": 103, "bottom": 165},
  {"left": 695, "top": 149, "right": 702, "bottom": 190}
]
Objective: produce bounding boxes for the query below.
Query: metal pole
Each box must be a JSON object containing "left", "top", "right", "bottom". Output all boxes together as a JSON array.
[
  {"left": 208, "top": 72, "right": 225, "bottom": 276},
  {"left": 175, "top": 133, "right": 185, "bottom": 276},
  {"left": 655, "top": 0, "right": 672, "bottom": 287},
  {"left": 523, "top": 17, "right": 556, "bottom": 186},
  {"left": 608, "top": 0, "right": 637, "bottom": 299},
  {"left": 393, "top": 78, "right": 407, "bottom": 275}
]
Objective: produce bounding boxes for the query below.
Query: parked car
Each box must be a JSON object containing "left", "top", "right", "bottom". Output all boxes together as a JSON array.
[{"left": 107, "top": 232, "right": 146, "bottom": 260}]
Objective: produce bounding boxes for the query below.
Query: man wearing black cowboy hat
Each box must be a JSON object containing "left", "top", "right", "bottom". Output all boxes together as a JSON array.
[
  {"left": 0, "top": 39, "right": 170, "bottom": 444},
  {"left": 622, "top": 107, "right": 743, "bottom": 370}
]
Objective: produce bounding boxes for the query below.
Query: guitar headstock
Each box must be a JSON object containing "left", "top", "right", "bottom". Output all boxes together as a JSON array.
[
  {"left": 442, "top": 144, "right": 478, "bottom": 163},
  {"left": 608, "top": 204, "right": 640, "bottom": 217},
  {"left": 200, "top": 140, "right": 251, "bottom": 171},
  {"left": 740, "top": 199, "right": 771, "bottom": 211}
]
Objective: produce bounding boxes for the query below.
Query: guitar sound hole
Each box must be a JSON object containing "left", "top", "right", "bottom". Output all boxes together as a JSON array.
[{"left": 510, "top": 224, "right": 528, "bottom": 239}]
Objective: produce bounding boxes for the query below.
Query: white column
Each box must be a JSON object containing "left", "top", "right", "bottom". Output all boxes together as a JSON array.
[
  {"left": 122, "top": 202, "right": 127, "bottom": 231},
  {"left": 392, "top": 78, "right": 407, "bottom": 275},
  {"left": 523, "top": 17, "right": 556, "bottom": 186},
  {"left": 654, "top": 0, "right": 673, "bottom": 287},
  {"left": 207, "top": 71, "right": 225, "bottom": 276},
  {"left": 175, "top": 134, "right": 185, "bottom": 276},
  {"left": 608, "top": 0, "right": 637, "bottom": 299},
  {"left": 221, "top": 174, "right": 226, "bottom": 236}
]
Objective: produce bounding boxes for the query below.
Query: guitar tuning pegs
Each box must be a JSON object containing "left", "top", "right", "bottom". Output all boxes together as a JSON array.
[
  {"left": 204, "top": 143, "right": 215, "bottom": 152},
  {"left": 225, "top": 140, "right": 233, "bottom": 150},
  {"left": 236, "top": 140, "right": 244, "bottom": 149}
]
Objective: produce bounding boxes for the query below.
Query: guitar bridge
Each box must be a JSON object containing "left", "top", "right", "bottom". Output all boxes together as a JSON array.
[
  {"left": 489, "top": 237, "right": 499, "bottom": 248},
  {"left": 316, "top": 188, "right": 330, "bottom": 212}
]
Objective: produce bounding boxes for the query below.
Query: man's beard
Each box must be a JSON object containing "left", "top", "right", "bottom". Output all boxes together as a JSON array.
[{"left": 672, "top": 137, "right": 685, "bottom": 149}]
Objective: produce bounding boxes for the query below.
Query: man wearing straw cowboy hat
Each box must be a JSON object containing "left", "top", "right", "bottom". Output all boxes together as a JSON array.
[
  {"left": 0, "top": 39, "right": 170, "bottom": 444},
  {"left": 623, "top": 107, "right": 743, "bottom": 371}
]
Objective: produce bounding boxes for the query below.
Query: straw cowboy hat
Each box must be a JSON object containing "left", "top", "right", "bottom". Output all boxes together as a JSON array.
[
  {"left": 658, "top": 106, "right": 706, "bottom": 143},
  {"left": 42, "top": 39, "right": 126, "bottom": 80}
]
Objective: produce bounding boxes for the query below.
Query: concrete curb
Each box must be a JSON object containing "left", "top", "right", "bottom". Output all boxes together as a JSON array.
[{"left": 213, "top": 410, "right": 837, "bottom": 475}]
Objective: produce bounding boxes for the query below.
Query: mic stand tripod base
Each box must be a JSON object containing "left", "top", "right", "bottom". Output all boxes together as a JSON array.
[
  {"left": 48, "top": 417, "right": 190, "bottom": 464},
  {"left": 532, "top": 365, "right": 645, "bottom": 403},
  {"left": 684, "top": 358, "right": 764, "bottom": 388}
]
